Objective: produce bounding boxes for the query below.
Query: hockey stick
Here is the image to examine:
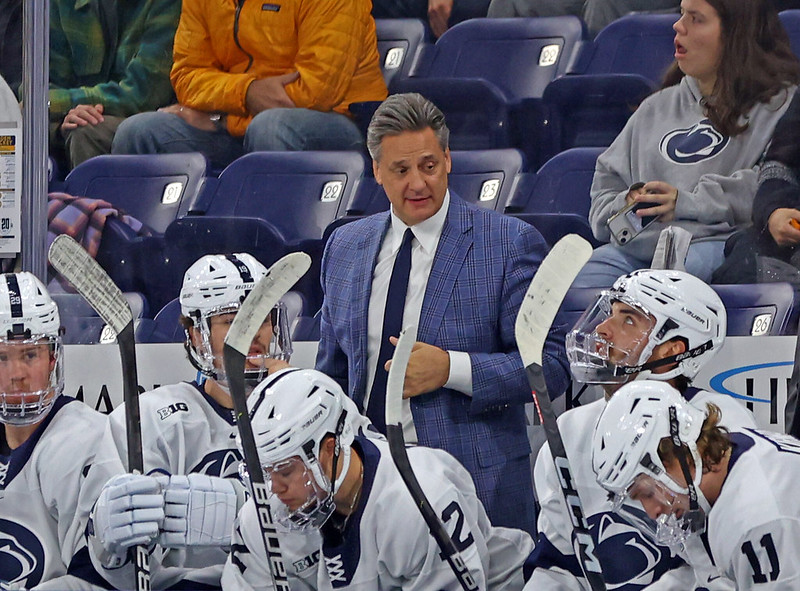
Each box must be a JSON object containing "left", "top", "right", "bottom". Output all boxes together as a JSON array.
[
  {"left": 385, "top": 325, "right": 479, "bottom": 591},
  {"left": 222, "top": 251, "right": 311, "bottom": 591},
  {"left": 48, "top": 234, "right": 151, "bottom": 591},
  {"left": 514, "top": 234, "right": 606, "bottom": 590}
]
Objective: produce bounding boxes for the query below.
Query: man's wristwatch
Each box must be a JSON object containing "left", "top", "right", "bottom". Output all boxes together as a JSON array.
[{"left": 209, "top": 112, "right": 226, "bottom": 132}]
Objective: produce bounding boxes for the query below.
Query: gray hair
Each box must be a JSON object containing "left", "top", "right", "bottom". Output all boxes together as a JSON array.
[{"left": 366, "top": 93, "right": 450, "bottom": 162}]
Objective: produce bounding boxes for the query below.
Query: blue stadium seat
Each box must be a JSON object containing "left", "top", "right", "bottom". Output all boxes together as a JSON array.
[
  {"left": 134, "top": 297, "right": 184, "bottom": 343},
  {"left": 505, "top": 147, "right": 602, "bottom": 216},
  {"left": 541, "top": 13, "right": 677, "bottom": 159},
  {"left": 48, "top": 155, "right": 65, "bottom": 192},
  {"left": 558, "top": 286, "right": 601, "bottom": 332},
  {"left": 375, "top": 18, "right": 430, "bottom": 86},
  {"left": 190, "top": 151, "right": 363, "bottom": 238},
  {"left": 714, "top": 283, "right": 797, "bottom": 336},
  {"left": 53, "top": 291, "right": 149, "bottom": 344},
  {"left": 515, "top": 212, "right": 598, "bottom": 248},
  {"left": 349, "top": 18, "right": 432, "bottom": 134},
  {"left": 780, "top": 10, "right": 800, "bottom": 58},
  {"left": 64, "top": 153, "right": 209, "bottom": 314},
  {"left": 158, "top": 151, "right": 365, "bottom": 314},
  {"left": 63, "top": 152, "right": 209, "bottom": 234},
  {"left": 448, "top": 149, "right": 524, "bottom": 211},
  {"left": 392, "top": 17, "right": 588, "bottom": 168},
  {"left": 346, "top": 177, "right": 387, "bottom": 216},
  {"left": 505, "top": 147, "right": 603, "bottom": 245}
]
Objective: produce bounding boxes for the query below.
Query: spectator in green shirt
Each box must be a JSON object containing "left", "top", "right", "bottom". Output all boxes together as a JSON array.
[{"left": 49, "top": 0, "right": 180, "bottom": 170}]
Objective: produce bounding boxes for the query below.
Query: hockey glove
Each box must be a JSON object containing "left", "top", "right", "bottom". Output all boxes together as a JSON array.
[
  {"left": 157, "top": 474, "right": 242, "bottom": 547},
  {"left": 88, "top": 473, "right": 164, "bottom": 568}
]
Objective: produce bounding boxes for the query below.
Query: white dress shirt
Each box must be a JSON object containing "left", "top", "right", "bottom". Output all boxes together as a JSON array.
[{"left": 364, "top": 191, "right": 473, "bottom": 442}]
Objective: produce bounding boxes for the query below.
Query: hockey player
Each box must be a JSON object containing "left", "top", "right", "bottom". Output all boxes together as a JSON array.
[
  {"left": 0, "top": 272, "right": 125, "bottom": 589},
  {"left": 524, "top": 269, "right": 756, "bottom": 590},
  {"left": 221, "top": 367, "right": 534, "bottom": 590},
  {"left": 593, "top": 380, "right": 800, "bottom": 590},
  {"left": 89, "top": 253, "right": 293, "bottom": 588}
]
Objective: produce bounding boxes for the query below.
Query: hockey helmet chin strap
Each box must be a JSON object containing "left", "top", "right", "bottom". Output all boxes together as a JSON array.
[
  {"left": 613, "top": 339, "right": 713, "bottom": 378},
  {"left": 328, "top": 409, "right": 348, "bottom": 495},
  {"left": 668, "top": 405, "right": 707, "bottom": 534}
]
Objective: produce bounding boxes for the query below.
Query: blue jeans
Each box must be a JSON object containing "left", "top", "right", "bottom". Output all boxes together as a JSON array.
[
  {"left": 112, "top": 108, "right": 364, "bottom": 169},
  {"left": 571, "top": 239, "right": 727, "bottom": 289}
]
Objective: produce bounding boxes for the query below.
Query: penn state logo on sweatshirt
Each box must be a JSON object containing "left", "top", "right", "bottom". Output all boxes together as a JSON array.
[
  {"left": 0, "top": 519, "right": 45, "bottom": 587},
  {"left": 659, "top": 119, "right": 729, "bottom": 164}
]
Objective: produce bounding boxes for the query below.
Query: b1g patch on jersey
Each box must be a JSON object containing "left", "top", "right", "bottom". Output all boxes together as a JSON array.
[
  {"left": 659, "top": 119, "right": 729, "bottom": 165},
  {"left": 0, "top": 518, "right": 45, "bottom": 587},
  {"left": 157, "top": 402, "right": 189, "bottom": 420},
  {"left": 293, "top": 549, "right": 320, "bottom": 574}
]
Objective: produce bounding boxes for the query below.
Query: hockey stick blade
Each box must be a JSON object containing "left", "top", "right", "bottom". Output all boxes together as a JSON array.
[
  {"left": 514, "top": 234, "right": 607, "bottom": 591},
  {"left": 385, "top": 325, "right": 478, "bottom": 591},
  {"left": 47, "top": 234, "right": 150, "bottom": 591},
  {"left": 224, "top": 252, "right": 311, "bottom": 357},
  {"left": 222, "top": 252, "right": 311, "bottom": 591},
  {"left": 49, "top": 235, "right": 133, "bottom": 334}
]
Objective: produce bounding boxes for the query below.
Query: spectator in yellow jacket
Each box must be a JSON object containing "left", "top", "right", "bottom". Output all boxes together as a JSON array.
[{"left": 112, "top": 0, "right": 388, "bottom": 169}]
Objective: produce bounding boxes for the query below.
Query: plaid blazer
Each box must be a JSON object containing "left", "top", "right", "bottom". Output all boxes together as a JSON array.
[{"left": 316, "top": 193, "right": 570, "bottom": 534}]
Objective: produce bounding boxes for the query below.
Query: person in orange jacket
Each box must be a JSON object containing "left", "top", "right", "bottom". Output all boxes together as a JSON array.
[{"left": 112, "top": 0, "right": 388, "bottom": 169}]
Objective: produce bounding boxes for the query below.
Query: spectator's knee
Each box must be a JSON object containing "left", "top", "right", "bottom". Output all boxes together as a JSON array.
[
  {"left": 245, "top": 108, "right": 300, "bottom": 151},
  {"left": 111, "top": 111, "right": 169, "bottom": 154}
]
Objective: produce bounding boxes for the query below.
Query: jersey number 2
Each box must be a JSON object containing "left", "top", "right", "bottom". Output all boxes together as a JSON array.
[
  {"left": 441, "top": 501, "right": 475, "bottom": 553},
  {"left": 742, "top": 533, "right": 780, "bottom": 584}
]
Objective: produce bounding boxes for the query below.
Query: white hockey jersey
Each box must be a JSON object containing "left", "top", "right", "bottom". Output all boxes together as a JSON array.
[
  {"left": 525, "top": 387, "right": 756, "bottom": 591},
  {"left": 106, "top": 380, "right": 241, "bottom": 590},
  {"left": 708, "top": 429, "right": 800, "bottom": 589},
  {"left": 0, "top": 396, "right": 124, "bottom": 590},
  {"left": 222, "top": 436, "right": 534, "bottom": 590}
]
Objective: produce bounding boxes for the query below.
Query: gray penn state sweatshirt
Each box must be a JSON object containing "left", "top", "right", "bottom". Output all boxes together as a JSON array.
[{"left": 589, "top": 76, "right": 796, "bottom": 261}]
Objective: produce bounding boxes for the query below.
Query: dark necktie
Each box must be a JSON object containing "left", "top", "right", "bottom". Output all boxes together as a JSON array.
[{"left": 366, "top": 228, "right": 413, "bottom": 433}]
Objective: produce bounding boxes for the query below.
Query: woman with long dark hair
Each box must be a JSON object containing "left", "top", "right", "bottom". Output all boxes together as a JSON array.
[{"left": 576, "top": 0, "right": 800, "bottom": 288}]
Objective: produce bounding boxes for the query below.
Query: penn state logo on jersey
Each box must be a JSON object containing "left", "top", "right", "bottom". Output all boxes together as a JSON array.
[
  {"left": 0, "top": 519, "right": 45, "bottom": 587},
  {"left": 589, "top": 512, "right": 679, "bottom": 590},
  {"left": 659, "top": 119, "right": 729, "bottom": 165},
  {"left": 191, "top": 449, "right": 242, "bottom": 478}
]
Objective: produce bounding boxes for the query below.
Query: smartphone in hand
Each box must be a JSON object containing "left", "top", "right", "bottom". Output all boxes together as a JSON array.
[{"left": 607, "top": 201, "right": 659, "bottom": 245}]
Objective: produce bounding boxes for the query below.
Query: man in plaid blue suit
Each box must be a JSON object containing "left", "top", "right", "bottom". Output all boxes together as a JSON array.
[{"left": 315, "top": 93, "right": 570, "bottom": 536}]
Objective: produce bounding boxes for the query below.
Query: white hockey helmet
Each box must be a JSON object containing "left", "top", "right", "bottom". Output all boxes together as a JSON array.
[
  {"left": 179, "top": 253, "right": 291, "bottom": 384},
  {"left": 567, "top": 269, "right": 726, "bottom": 384},
  {"left": 592, "top": 380, "right": 706, "bottom": 496},
  {"left": 242, "top": 368, "right": 355, "bottom": 531},
  {"left": 592, "top": 380, "right": 709, "bottom": 550},
  {"left": 0, "top": 272, "right": 64, "bottom": 425}
]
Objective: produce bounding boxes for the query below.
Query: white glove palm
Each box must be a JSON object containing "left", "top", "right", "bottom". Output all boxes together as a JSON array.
[
  {"left": 89, "top": 473, "right": 164, "bottom": 568},
  {"left": 157, "top": 474, "right": 239, "bottom": 547}
]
